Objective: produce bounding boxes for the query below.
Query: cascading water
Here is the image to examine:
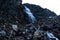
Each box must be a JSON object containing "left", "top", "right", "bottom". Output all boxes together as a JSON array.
[
  {"left": 24, "top": 6, "right": 36, "bottom": 23},
  {"left": 46, "top": 32, "right": 59, "bottom": 40},
  {"left": 23, "top": 5, "right": 59, "bottom": 40}
]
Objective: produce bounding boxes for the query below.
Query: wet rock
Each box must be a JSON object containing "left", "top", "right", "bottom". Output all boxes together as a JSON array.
[
  {"left": 12, "top": 24, "right": 18, "bottom": 31},
  {"left": 0, "top": 0, "right": 60, "bottom": 40},
  {"left": 23, "top": 3, "right": 57, "bottom": 20},
  {"left": 0, "top": 30, "right": 6, "bottom": 37}
]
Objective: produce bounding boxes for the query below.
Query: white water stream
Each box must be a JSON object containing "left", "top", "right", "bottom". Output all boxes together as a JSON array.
[{"left": 24, "top": 6, "right": 36, "bottom": 23}]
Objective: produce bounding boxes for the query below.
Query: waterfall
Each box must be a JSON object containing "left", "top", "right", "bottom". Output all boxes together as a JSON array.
[
  {"left": 46, "top": 32, "right": 59, "bottom": 40},
  {"left": 24, "top": 6, "right": 36, "bottom": 23}
]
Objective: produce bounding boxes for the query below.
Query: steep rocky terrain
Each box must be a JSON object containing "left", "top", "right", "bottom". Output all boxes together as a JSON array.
[{"left": 0, "top": 0, "right": 60, "bottom": 40}]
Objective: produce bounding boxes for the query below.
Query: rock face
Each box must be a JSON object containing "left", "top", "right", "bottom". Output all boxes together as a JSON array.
[
  {"left": 0, "top": 0, "right": 30, "bottom": 25},
  {"left": 0, "top": 0, "right": 60, "bottom": 40},
  {"left": 23, "top": 3, "right": 56, "bottom": 19}
]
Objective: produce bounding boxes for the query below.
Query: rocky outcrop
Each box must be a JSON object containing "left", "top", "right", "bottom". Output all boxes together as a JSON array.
[
  {"left": 0, "top": 0, "right": 60, "bottom": 40},
  {"left": 23, "top": 3, "right": 56, "bottom": 19}
]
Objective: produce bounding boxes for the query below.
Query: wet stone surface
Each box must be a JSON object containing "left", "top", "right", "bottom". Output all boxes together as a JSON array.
[{"left": 0, "top": 0, "right": 60, "bottom": 40}]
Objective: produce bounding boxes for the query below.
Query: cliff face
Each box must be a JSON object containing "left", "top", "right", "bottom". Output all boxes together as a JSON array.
[
  {"left": 0, "top": 0, "right": 57, "bottom": 25},
  {"left": 23, "top": 3, "right": 57, "bottom": 20},
  {"left": 0, "top": 0, "right": 23, "bottom": 16},
  {"left": 0, "top": 0, "right": 60, "bottom": 40},
  {"left": 0, "top": 0, "right": 30, "bottom": 25}
]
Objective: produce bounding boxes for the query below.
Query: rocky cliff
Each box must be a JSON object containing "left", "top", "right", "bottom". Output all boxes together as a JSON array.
[{"left": 0, "top": 0, "right": 60, "bottom": 40}]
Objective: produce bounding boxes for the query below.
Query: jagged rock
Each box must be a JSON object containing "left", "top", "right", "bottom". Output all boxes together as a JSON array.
[
  {"left": 12, "top": 24, "right": 18, "bottom": 31},
  {"left": 23, "top": 3, "right": 57, "bottom": 20},
  {"left": 0, "top": 30, "right": 6, "bottom": 37},
  {"left": 0, "top": 0, "right": 60, "bottom": 40}
]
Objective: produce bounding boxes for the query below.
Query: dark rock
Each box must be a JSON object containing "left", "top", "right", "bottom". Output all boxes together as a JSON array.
[
  {"left": 23, "top": 3, "right": 57, "bottom": 20},
  {"left": 0, "top": 0, "right": 60, "bottom": 40}
]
